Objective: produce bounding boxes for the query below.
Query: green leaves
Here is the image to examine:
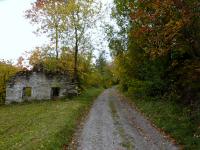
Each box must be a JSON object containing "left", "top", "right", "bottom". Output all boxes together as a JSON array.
[
  {"left": 0, "top": 61, "right": 19, "bottom": 104},
  {"left": 26, "top": 0, "right": 102, "bottom": 82}
]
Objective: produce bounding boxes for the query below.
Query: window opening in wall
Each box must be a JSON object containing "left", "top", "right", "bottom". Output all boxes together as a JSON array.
[
  {"left": 51, "top": 87, "right": 60, "bottom": 98},
  {"left": 23, "top": 87, "right": 32, "bottom": 98}
]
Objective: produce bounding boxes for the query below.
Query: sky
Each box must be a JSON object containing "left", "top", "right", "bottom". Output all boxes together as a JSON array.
[
  {"left": 0, "top": 0, "right": 113, "bottom": 63},
  {"left": 0, "top": 0, "right": 47, "bottom": 62}
]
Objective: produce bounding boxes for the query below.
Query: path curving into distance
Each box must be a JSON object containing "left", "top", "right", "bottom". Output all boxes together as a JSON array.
[{"left": 77, "top": 88, "right": 179, "bottom": 150}]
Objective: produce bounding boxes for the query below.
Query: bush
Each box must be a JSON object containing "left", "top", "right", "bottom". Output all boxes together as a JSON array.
[
  {"left": 125, "top": 79, "right": 166, "bottom": 98},
  {"left": 126, "top": 79, "right": 150, "bottom": 98}
]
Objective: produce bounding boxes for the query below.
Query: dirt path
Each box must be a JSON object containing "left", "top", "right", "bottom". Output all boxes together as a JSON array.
[{"left": 77, "top": 88, "right": 179, "bottom": 150}]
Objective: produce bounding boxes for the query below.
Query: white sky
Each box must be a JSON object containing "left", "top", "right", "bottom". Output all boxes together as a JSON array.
[
  {"left": 0, "top": 0, "right": 113, "bottom": 62},
  {"left": 0, "top": 0, "right": 47, "bottom": 62}
]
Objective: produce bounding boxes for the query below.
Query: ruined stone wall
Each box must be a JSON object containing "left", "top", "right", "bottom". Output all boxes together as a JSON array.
[{"left": 5, "top": 72, "right": 76, "bottom": 104}]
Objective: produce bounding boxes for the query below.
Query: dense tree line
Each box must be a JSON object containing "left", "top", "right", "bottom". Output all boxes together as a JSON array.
[
  {"left": 26, "top": 47, "right": 113, "bottom": 88},
  {"left": 108, "top": 0, "right": 200, "bottom": 136}
]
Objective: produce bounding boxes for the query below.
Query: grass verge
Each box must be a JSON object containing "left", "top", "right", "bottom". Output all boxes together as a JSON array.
[
  {"left": 0, "top": 87, "right": 103, "bottom": 150},
  {"left": 121, "top": 92, "right": 200, "bottom": 150}
]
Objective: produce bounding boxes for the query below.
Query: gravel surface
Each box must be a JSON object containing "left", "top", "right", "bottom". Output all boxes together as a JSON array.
[{"left": 77, "top": 88, "right": 179, "bottom": 150}]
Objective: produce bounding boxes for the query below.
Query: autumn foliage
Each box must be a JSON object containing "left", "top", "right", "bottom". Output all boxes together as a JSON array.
[
  {"left": 109, "top": 0, "right": 200, "bottom": 148},
  {"left": 0, "top": 61, "right": 20, "bottom": 104}
]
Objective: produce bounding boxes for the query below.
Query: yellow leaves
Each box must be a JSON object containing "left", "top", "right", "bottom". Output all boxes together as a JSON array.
[
  {"left": 162, "top": 19, "right": 185, "bottom": 44},
  {"left": 0, "top": 62, "right": 19, "bottom": 103},
  {"left": 149, "top": 47, "right": 170, "bottom": 59},
  {"left": 29, "top": 48, "right": 42, "bottom": 66}
]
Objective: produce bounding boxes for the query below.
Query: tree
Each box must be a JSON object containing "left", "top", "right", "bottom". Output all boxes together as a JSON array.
[
  {"left": 109, "top": 0, "right": 200, "bottom": 126},
  {"left": 16, "top": 56, "right": 25, "bottom": 69},
  {"left": 26, "top": 0, "right": 101, "bottom": 82},
  {"left": 26, "top": 0, "right": 67, "bottom": 59},
  {"left": 61, "top": 0, "right": 101, "bottom": 82},
  {"left": 96, "top": 50, "right": 107, "bottom": 73},
  {"left": 0, "top": 61, "right": 20, "bottom": 104}
]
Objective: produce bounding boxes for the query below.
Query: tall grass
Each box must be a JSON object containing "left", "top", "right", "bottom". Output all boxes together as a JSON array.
[{"left": 0, "top": 87, "right": 103, "bottom": 150}]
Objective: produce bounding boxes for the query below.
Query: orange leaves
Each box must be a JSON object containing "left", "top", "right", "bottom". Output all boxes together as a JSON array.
[
  {"left": 132, "top": 26, "right": 152, "bottom": 39},
  {"left": 16, "top": 56, "right": 25, "bottom": 69},
  {"left": 172, "top": 0, "right": 184, "bottom": 9},
  {"left": 128, "top": 0, "right": 196, "bottom": 58},
  {"left": 129, "top": 2, "right": 134, "bottom": 10},
  {"left": 29, "top": 48, "right": 42, "bottom": 66},
  {"left": 151, "top": 0, "right": 161, "bottom": 9},
  {"left": 35, "top": 0, "right": 46, "bottom": 9}
]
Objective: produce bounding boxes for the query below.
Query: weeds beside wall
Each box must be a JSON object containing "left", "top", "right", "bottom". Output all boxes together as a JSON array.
[{"left": 0, "top": 62, "right": 19, "bottom": 104}]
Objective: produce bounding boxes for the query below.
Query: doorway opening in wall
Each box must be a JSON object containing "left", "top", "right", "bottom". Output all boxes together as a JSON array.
[
  {"left": 22, "top": 87, "right": 32, "bottom": 99},
  {"left": 51, "top": 87, "right": 60, "bottom": 98}
]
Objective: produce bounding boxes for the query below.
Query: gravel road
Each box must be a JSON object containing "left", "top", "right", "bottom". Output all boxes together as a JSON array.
[{"left": 77, "top": 88, "right": 179, "bottom": 150}]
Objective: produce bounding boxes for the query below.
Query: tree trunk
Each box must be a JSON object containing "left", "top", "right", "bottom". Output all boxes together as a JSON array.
[
  {"left": 74, "top": 26, "right": 78, "bottom": 83},
  {"left": 55, "top": 24, "right": 59, "bottom": 59}
]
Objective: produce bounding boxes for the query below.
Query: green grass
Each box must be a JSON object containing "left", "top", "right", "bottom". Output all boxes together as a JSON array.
[
  {"left": 0, "top": 87, "right": 103, "bottom": 150},
  {"left": 122, "top": 93, "right": 200, "bottom": 150}
]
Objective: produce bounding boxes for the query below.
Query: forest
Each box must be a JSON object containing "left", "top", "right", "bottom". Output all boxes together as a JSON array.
[
  {"left": 0, "top": 0, "right": 199, "bottom": 149},
  {"left": 108, "top": 0, "right": 200, "bottom": 148}
]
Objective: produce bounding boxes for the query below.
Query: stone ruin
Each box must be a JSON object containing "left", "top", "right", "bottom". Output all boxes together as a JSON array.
[{"left": 5, "top": 69, "right": 77, "bottom": 104}]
